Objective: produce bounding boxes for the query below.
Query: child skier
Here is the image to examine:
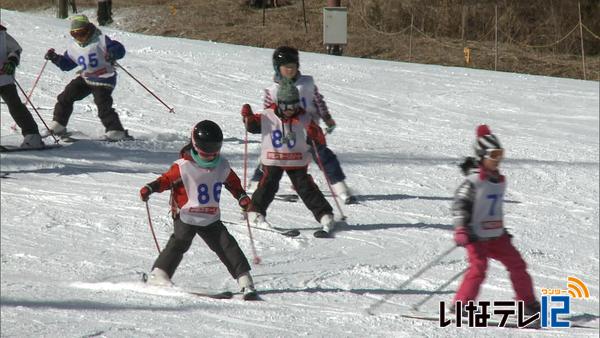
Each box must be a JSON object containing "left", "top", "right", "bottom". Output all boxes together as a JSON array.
[
  {"left": 451, "top": 124, "right": 539, "bottom": 316},
  {"left": 0, "top": 24, "right": 44, "bottom": 149},
  {"left": 43, "top": 14, "right": 129, "bottom": 141},
  {"left": 248, "top": 46, "right": 356, "bottom": 204},
  {"left": 242, "top": 78, "right": 336, "bottom": 237},
  {"left": 139, "top": 120, "right": 258, "bottom": 300}
]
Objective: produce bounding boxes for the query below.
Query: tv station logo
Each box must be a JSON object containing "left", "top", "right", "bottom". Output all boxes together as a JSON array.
[{"left": 439, "top": 276, "right": 590, "bottom": 328}]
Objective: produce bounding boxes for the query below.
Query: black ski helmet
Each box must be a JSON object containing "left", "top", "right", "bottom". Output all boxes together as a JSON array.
[
  {"left": 191, "top": 120, "right": 223, "bottom": 155},
  {"left": 272, "top": 46, "right": 299, "bottom": 71}
]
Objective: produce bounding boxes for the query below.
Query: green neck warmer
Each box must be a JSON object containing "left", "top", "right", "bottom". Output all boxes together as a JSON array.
[{"left": 191, "top": 150, "right": 221, "bottom": 168}]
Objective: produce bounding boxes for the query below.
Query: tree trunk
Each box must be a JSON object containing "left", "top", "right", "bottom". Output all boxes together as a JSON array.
[{"left": 57, "top": 0, "right": 68, "bottom": 19}]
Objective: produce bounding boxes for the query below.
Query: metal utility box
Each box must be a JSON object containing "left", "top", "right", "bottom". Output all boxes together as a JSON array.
[{"left": 323, "top": 7, "right": 347, "bottom": 45}]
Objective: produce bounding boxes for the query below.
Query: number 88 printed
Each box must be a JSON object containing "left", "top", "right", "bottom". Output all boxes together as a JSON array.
[{"left": 271, "top": 129, "right": 296, "bottom": 148}]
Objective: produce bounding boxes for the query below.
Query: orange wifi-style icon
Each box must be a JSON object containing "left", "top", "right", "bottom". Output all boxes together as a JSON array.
[{"left": 567, "top": 276, "right": 590, "bottom": 299}]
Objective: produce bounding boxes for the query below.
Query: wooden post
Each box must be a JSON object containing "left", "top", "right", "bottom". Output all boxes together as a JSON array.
[
  {"left": 262, "top": 0, "right": 266, "bottom": 27},
  {"left": 302, "top": 0, "right": 308, "bottom": 33},
  {"left": 550, "top": 0, "right": 559, "bottom": 55},
  {"left": 577, "top": 1, "right": 587, "bottom": 80},
  {"left": 494, "top": 4, "right": 498, "bottom": 71},
  {"left": 70, "top": 0, "right": 77, "bottom": 14},
  {"left": 409, "top": 13, "right": 414, "bottom": 62},
  {"left": 461, "top": 3, "right": 466, "bottom": 42},
  {"left": 57, "top": 0, "right": 68, "bottom": 19}
]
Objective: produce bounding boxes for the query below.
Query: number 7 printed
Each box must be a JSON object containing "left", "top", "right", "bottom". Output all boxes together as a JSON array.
[{"left": 486, "top": 194, "right": 499, "bottom": 216}]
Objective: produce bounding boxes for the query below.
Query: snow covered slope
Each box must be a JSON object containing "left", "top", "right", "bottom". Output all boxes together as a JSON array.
[{"left": 1, "top": 9, "right": 598, "bottom": 337}]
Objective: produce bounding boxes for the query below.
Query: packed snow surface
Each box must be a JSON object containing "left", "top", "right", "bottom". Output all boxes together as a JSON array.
[{"left": 1, "top": 9, "right": 598, "bottom": 337}]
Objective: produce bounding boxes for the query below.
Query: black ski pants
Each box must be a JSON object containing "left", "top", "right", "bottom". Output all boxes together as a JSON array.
[
  {"left": 53, "top": 77, "right": 124, "bottom": 132},
  {"left": 251, "top": 165, "right": 333, "bottom": 222},
  {"left": 0, "top": 84, "right": 39, "bottom": 135},
  {"left": 152, "top": 218, "right": 251, "bottom": 280}
]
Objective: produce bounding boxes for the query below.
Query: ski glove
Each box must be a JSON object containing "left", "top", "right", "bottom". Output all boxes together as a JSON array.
[
  {"left": 324, "top": 118, "right": 336, "bottom": 134},
  {"left": 140, "top": 185, "right": 153, "bottom": 201},
  {"left": 454, "top": 227, "right": 470, "bottom": 246},
  {"left": 241, "top": 104, "right": 254, "bottom": 118},
  {"left": 45, "top": 48, "right": 59, "bottom": 62},
  {"left": 307, "top": 122, "right": 326, "bottom": 146},
  {"left": 459, "top": 156, "right": 478, "bottom": 176},
  {"left": 238, "top": 194, "right": 252, "bottom": 211},
  {"left": 1, "top": 58, "right": 17, "bottom": 76},
  {"left": 105, "top": 49, "right": 117, "bottom": 63}
]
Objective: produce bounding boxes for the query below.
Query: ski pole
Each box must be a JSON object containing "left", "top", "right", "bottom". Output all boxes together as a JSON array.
[
  {"left": 245, "top": 218, "right": 261, "bottom": 265},
  {"left": 366, "top": 244, "right": 459, "bottom": 315},
  {"left": 114, "top": 61, "right": 175, "bottom": 114},
  {"left": 310, "top": 138, "right": 346, "bottom": 220},
  {"left": 244, "top": 118, "right": 261, "bottom": 265},
  {"left": 243, "top": 121, "right": 249, "bottom": 190},
  {"left": 11, "top": 60, "right": 48, "bottom": 131},
  {"left": 411, "top": 267, "right": 467, "bottom": 312},
  {"left": 14, "top": 79, "right": 59, "bottom": 144},
  {"left": 25, "top": 59, "right": 48, "bottom": 106},
  {"left": 144, "top": 201, "right": 161, "bottom": 254}
]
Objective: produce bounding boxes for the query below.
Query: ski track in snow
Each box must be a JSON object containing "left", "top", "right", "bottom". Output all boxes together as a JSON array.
[{"left": 1, "top": 9, "right": 599, "bottom": 337}]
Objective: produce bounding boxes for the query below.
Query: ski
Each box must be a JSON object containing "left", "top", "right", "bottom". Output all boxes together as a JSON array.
[
  {"left": 60, "top": 133, "right": 135, "bottom": 143},
  {"left": 313, "top": 229, "right": 331, "bottom": 238},
  {"left": 274, "top": 194, "right": 299, "bottom": 203},
  {"left": 250, "top": 225, "right": 300, "bottom": 237},
  {"left": 0, "top": 143, "right": 62, "bottom": 153},
  {"left": 186, "top": 290, "right": 235, "bottom": 299},
  {"left": 40, "top": 130, "right": 135, "bottom": 143},
  {"left": 140, "top": 272, "right": 234, "bottom": 299},
  {"left": 313, "top": 218, "right": 347, "bottom": 238},
  {"left": 222, "top": 220, "right": 300, "bottom": 237},
  {"left": 343, "top": 195, "right": 359, "bottom": 205},
  {"left": 242, "top": 291, "right": 262, "bottom": 301}
]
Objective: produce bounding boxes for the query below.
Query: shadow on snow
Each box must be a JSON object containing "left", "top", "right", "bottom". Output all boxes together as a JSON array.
[
  {"left": 0, "top": 297, "right": 197, "bottom": 311},
  {"left": 258, "top": 287, "right": 454, "bottom": 296}
]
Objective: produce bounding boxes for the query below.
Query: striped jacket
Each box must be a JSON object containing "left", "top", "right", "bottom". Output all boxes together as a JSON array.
[{"left": 452, "top": 167, "right": 507, "bottom": 240}]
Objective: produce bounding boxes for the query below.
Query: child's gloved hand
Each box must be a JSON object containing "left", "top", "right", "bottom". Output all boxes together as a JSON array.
[
  {"left": 238, "top": 195, "right": 252, "bottom": 211},
  {"left": 454, "top": 227, "right": 470, "bottom": 246},
  {"left": 44, "top": 48, "right": 59, "bottom": 62},
  {"left": 140, "top": 185, "right": 153, "bottom": 201},
  {"left": 241, "top": 104, "right": 254, "bottom": 118},
  {"left": 1, "top": 58, "right": 17, "bottom": 75},
  {"left": 106, "top": 50, "right": 116, "bottom": 63},
  {"left": 324, "top": 118, "right": 336, "bottom": 134}
]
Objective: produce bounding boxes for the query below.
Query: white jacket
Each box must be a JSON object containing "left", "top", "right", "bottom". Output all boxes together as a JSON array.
[{"left": 0, "top": 30, "right": 22, "bottom": 87}]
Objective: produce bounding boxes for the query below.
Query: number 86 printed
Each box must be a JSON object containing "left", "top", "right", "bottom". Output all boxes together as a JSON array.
[{"left": 197, "top": 182, "right": 222, "bottom": 204}]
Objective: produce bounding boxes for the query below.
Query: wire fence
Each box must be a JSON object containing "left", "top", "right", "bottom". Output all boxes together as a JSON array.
[
  {"left": 351, "top": 1, "right": 599, "bottom": 80},
  {"left": 43, "top": 0, "right": 600, "bottom": 80}
]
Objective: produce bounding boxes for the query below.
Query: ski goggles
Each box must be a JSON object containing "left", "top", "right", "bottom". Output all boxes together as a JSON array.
[
  {"left": 70, "top": 28, "right": 90, "bottom": 39},
  {"left": 485, "top": 148, "right": 504, "bottom": 161},
  {"left": 278, "top": 101, "right": 300, "bottom": 112}
]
